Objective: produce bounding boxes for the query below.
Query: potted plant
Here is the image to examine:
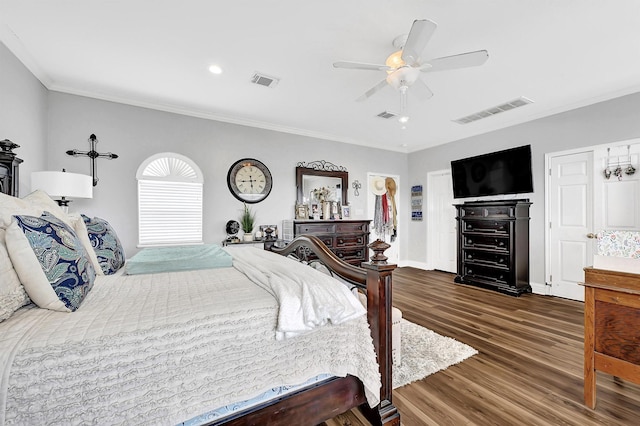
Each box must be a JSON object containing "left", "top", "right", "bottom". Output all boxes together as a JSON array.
[{"left": 240, "top": 203, "right": 256, "bottom": 241}]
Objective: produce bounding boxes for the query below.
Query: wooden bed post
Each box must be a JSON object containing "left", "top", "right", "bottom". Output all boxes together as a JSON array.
[{"left": 361, "top": 239, "right": 400, "bottom": 426}]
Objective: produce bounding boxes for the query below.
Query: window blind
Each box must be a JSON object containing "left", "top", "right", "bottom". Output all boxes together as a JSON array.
[{"left": 138, "top": 179, "right": 203, "bottom": 246}]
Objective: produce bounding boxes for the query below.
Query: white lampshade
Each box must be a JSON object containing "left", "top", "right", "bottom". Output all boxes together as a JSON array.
[{"left": 31, "top": 171, "right": 93, "bottom": 200}]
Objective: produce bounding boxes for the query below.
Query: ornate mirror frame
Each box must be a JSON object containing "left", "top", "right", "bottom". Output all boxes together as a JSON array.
[{"left": 296, "top": 160, "right": 348, "bottom": 206}]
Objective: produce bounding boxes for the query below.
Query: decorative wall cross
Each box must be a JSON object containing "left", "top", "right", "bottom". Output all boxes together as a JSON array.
[{"left": 66, "top": 134, "right": 118, "bottom": 186}]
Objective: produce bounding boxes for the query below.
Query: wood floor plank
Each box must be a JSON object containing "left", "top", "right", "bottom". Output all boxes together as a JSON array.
[{"left": 324, "top": 268, "right": 640, "bottom": 426}]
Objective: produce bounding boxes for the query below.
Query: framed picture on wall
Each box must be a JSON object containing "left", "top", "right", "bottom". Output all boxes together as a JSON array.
[
  {"left": 295, "top": 204, "right": 309, "bottom": 220},
  {"left": 341, "top": 205, "right": 351, "bottom": 219}
]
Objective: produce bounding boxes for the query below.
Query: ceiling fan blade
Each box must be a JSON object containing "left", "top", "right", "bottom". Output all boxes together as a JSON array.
[
  {"left": 401, "top": 19, "right": 437, "bottom": 66},
  {"left": 333, "top": 61, "right": 391, "bottom": 71},
  {"left": 356, "top": 78, "right": 389, "bottom": 101},
  {"left": 411, "top": 78, "right": 434, "bottom": 100},
  {"left": 420, "top": 50, "right": 489, "bottom": 72}
]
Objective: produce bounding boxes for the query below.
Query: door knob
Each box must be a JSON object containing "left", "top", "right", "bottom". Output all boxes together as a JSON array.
[{"left": 586, "top": 233, "right": 597, "bottom": 239}]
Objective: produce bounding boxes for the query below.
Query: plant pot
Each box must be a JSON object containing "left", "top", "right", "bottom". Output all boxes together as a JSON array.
[{"left": 243, "top": 233, "right": 254, "bottom": 242}]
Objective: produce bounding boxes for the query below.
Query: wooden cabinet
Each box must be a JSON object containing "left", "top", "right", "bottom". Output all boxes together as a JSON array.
[
  {"left": 582, "top": 267, "right": 640, "bottom": 409},
  {"left": 294, "top": 219, "right": 370, "bottom": 266},
  {"left": 0, "top": 139, "right": 22, "bottom": 197},
  {"left": 454, "top": 199, "right": 531, "bottom": 296}
]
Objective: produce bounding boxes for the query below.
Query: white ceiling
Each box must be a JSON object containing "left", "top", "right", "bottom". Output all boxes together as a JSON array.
[{"left": 2, "top": 1, "right": 640, "bottom": 153}]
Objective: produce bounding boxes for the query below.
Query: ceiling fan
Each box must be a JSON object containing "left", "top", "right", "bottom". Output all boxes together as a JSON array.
[{"left": 333, "top": 19, "right": 489, "bottom": 107}]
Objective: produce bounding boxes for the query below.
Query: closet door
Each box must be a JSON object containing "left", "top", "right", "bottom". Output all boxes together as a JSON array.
[{"left": 548, "top": 151, "right": 593, "bottom": 301}]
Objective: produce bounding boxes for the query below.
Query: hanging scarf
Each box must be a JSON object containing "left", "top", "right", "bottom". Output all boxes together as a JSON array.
[
  {"left": 381, "top": 193, "right": 390, "bottom": 225},
  {"left": 374, "top": 194, "right": 385, "bottom": 236}
]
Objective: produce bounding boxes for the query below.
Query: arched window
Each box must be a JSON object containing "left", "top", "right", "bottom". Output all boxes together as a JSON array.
[{"left": 136, "top": 153, "right": 203, "bottom": 246}]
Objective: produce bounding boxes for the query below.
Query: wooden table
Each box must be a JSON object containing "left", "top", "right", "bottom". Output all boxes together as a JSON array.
[{"left": 582, "top": 267, "right": 640, "bottom": 408}]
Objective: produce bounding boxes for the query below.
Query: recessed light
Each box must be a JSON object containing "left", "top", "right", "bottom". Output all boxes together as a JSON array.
[
  {"left": 398, "top": 116, "right": 409, "bottom": 124},
  {"left": 208, "top": 65, "right": 223, "bottom": 75}
]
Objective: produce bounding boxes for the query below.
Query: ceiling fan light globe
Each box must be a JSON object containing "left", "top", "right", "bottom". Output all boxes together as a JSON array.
[{"left": 385, "top": 50, "right": 405, "bottom": 70}]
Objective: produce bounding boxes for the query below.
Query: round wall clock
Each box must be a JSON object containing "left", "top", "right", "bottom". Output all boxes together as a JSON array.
[{"left": 227, "top": 158, "right": 273, "bottom": 203}]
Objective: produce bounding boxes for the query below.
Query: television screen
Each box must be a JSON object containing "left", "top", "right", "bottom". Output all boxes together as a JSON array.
[{"left": 451, "top": 145, "right": 533, "bottom": 199}]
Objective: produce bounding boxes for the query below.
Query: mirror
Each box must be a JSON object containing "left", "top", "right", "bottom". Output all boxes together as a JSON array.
[{"left": 296, "top": 161, "right": 348, "bottom": 209}]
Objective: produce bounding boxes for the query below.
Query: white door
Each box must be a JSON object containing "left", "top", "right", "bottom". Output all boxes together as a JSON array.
[
  {"left": 427, "top": 170, "right": 457, "bottom": 272},
  {"left": 367, "top": 173, "right": 400, "bottom": 264},
  {"left": 548, "top": 152, "right": 593, "bottom": 301}
]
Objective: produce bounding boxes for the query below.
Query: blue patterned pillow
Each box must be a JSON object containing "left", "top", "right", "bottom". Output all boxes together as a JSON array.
[
  {"left": 8, "top": 211, "right": 96, "bottom": 312},
  {"left": 81, "top": 215, "right": 125, "bottom": 274}
]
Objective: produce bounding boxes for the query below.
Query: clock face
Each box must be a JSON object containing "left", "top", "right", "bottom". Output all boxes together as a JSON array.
[
  {"left": 227, "top": 158, "right": 273, "bottom": 203},
  {"left": 226, "top": 220, "right": 240, "bottom": 236}
]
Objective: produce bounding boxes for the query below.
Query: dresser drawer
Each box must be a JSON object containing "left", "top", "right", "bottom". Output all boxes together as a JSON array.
[
  {"left": 335, "top": 234, "right": 366, "bottom": 248},
  {"left": 335, "top": 222, "right": 369, "bottom": 234},
  {"left": 463, "top": 234, "right": 509, "bottom": 251},
  {"left": 306, "top": 235, "right": 333, "bottom": 247},
  {"left": 463, "top": 219, "right": 509, "bottom": 234},
  {"left": 295, "top": 223, "right": 337, "bottom": 234},
  {"left": 463, "top": 250, "right": 509, "bottom": 269},
  {"left": 334, "top": 248, "right": 367, "bottom": 264},
  {"left": 462, "top": 206, "right": 514, "bottom": 218},
  {"left": 463, "top": 264, "right": 509, "bottom": 285}
]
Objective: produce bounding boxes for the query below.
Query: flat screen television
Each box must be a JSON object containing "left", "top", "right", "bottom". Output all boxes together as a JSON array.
[{"left": 451, "top": 145, "right": 533, "bottom": 199}]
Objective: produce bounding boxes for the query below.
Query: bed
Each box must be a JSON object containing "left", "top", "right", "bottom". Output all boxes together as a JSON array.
[{"left": 0, "top": 191, "right": 399, "bottom": 425}]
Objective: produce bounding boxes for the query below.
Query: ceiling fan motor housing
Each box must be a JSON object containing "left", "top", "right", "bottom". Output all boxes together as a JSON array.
[{"left": 386, "top": 67, "right": 420, "bottom": 89}]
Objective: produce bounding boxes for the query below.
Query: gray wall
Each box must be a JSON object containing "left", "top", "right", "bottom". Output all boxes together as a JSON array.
[
  {"left": 0, "top": 42, "right": 48, "bottom": 195},
  {"left": 5, "top": 39, "right": 640, "bottom": 279},
  {"left": 45, "top": 92, "right": 408, "bottom": 257},
  {"left": 407, "top": 92, "right": 640, "bottom": 285}
]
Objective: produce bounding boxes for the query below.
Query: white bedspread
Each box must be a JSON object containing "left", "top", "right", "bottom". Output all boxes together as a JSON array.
[
  {"left": 0, "top": 255, "right": 380, "bottom": 425},
  {"left": 226, "top": 246, "right": 366, "bottom": 339}
]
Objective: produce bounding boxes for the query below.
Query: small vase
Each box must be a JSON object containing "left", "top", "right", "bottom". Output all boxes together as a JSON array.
[
  {"left": 243, "top": 233, "right": 254, "bottom": 242},
  {"left": 322, "top": 201, "right": 331, "bottom": 220}
]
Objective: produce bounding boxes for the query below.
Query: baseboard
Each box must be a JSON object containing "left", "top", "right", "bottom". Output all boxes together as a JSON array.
[
  {"left": 398, "top": 260, "right": 430, "bottom": 270},
  {"left": 530, "top": 281, "right": 549, "bottom": 295}
]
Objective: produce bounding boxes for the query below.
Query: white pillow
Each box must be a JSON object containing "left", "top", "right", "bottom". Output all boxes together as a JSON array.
[
  {"left": 0, "top": 228, "right": 30, "bottom": 322},
  {"left": 0, "top": 190, "right": 103, "bottom": 275},
  {"left": 0, "top": 190, "right": 71, "bottom": 229}
]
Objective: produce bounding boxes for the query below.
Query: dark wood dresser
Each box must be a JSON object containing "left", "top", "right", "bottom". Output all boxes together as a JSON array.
[
  {"left": 582, "top": 267, "right": 640, "bottom": 409},
  {"left": 454, "top": 199, "right": 531, "bottom": 296},
  {"left": 293, "top": 219, "right": 370, "bottom": 266}
]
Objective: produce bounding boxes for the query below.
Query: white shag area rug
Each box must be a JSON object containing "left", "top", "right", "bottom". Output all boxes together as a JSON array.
[{"left": 394, "top": 319, "right": 478, "bottom": 389}]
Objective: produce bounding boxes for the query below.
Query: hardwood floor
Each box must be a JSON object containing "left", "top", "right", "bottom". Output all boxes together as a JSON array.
[{"left": 324, "top": 267, "right": 640, "bottom": 426}]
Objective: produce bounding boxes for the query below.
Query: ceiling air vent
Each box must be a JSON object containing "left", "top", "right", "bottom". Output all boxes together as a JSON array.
[
  {"left": 377, "top": 111, "right": 397, "bottom": 119},
  {"left": 250, "top": 72, "right": 279, "bottom": 88},
  {"left": 453, "top": 96, "right": 534, "bottom": 124}
]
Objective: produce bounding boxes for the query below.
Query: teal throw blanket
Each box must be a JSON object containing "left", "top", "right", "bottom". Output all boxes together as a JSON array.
[{"left": 125, "top": 244, "right": 232, "bottom": 275}]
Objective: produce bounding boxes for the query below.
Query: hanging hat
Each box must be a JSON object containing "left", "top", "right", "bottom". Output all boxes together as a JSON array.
[
  {"left": 370, "top": 176, "right": 387, "bottom": 195},
  {"left": 385, "top": 177, "right": 396, "bottom": 195}
]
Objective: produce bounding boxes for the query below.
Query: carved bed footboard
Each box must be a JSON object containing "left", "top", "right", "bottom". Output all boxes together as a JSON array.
[{"left": 210, "top": 235, "right": 400, "bottom": 426}]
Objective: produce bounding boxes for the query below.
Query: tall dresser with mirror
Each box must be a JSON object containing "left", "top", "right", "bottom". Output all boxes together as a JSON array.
[{"left": 293, "top": 161, "right": 370, "bottom": 266}]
